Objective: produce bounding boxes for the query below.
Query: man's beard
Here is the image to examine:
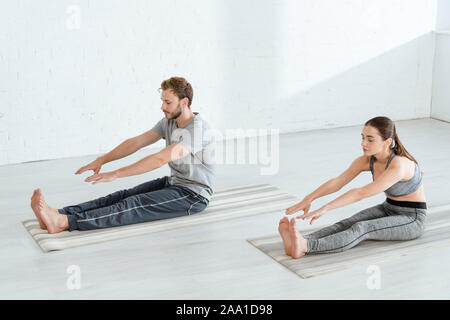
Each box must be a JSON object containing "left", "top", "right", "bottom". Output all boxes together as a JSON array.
[{"left": 166, "top": 102, "right": 182, "bottom": 120}]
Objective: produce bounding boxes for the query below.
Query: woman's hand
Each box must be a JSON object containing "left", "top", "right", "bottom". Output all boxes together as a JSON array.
[
  {"left": 298, "top": 206, "right": 328, "bottom": 225},
  {"left": 285, "top": 198, "right": 312, "bottom": 216},
  {"left": 84, "top": 171, "right": 118, "bottom": 185}
]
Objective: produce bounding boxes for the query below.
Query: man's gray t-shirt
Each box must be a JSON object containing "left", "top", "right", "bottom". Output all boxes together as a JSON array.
[{"left": 151, "top": 112, "right": 216, "bottom": 201}]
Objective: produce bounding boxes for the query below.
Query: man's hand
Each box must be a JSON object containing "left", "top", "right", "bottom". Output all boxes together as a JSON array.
[
  {"left": 75, "top": 158, "right": 104, "bottom": 175},
  {"left": 84, "top": 171, "right": 118, "bottom": 185}
]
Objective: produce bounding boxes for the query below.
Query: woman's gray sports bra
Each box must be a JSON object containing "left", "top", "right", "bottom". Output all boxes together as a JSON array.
[{"left": 370, "top": 152, "right": 422, "bottom": 197}]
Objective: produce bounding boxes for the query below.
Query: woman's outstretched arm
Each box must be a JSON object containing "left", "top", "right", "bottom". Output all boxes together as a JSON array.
[
  {"left": 299, "top": 157, "right": 405, "bottom": 224},
  {"left": 286, "top": 156, "right": 368, "bottom": 215}
]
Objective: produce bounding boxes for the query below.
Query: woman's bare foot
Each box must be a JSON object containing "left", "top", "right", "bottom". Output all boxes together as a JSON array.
[
  {"left": 30, "top": 189, "right": 46, "bottom": 230},
  {"left": 36, "top": 189, "right": 69, "bottom": 234},
  {"left": 289, "top": 218, "right": 308, "bottom": 259},
  {"left": 278, "top": 217, "right": 292, "bottom": 255}
]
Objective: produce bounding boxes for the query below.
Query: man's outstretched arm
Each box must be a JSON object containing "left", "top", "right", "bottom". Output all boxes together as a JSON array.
[
  {"left": 113, "top": 142, "right": 190, "bottom": 178},
  {"left": 98, "top": 129, "right": 162, "bottom": 165}
]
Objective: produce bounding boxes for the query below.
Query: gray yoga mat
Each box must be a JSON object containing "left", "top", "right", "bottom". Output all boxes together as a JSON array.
[
  {"left": 23, "top": 183, "right": 298, "bottom": 253},
  {"left": 247, "top": 204, "right": 450, "bottom": 278}
]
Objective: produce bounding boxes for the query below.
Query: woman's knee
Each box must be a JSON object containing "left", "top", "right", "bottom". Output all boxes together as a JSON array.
[{"left": 349, "top": 221, "right": 368, "bottom": 234}]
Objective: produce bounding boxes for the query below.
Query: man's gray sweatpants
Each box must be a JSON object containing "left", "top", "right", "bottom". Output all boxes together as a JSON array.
[{"left": 304, "top": 199, "right": 427, "bottom": 254}]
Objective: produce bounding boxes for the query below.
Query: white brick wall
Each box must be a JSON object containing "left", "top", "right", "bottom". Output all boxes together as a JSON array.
[
  {"left": 0, "top": 0, "right": 438, "bottom": 165},
  {"left": 436, "top": 0, "right": 450, "bottom": 30},
  {"left": 432, "top": 32, "right": 450, "bottom": 122},
  {"left": 432, "top": 0, "right": 450, "bottom": 122}
]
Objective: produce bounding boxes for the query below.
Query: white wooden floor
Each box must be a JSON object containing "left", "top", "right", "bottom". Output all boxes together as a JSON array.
[{"left": 1, "top": 118, "right": 449, "bottom": 299}]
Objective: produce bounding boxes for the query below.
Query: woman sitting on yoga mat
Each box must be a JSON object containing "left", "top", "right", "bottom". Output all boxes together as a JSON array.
[{"left": 279, "top": 116, "right": 427, "bottom": 259}]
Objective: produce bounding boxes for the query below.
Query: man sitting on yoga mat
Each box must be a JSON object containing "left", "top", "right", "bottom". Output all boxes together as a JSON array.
[
  {"left": 30, "top": 76, "right": 216, "bottom": 234},
  {"left": 280, "top": 116, "right": 427, "bottom": 258}
]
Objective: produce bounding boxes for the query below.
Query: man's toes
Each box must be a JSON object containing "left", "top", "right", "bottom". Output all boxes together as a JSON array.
[
  {"left": 39, "top": 201, "right": 48, "bottom": 212},
  {"left": 37, "top": 193, "right": 45, "bottom": 204}
]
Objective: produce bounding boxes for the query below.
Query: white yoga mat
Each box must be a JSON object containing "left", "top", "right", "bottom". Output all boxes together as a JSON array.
[
  {"left": 247, "top": 204, "right": 450, "bottom": 278},
  {"left": 23, "top": 183, "right": 298, "bottom": 253}
]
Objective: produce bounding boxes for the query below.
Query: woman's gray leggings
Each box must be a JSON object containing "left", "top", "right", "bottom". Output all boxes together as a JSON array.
[{"left": 304, "top": 199, "right": 427, "bottom": 254}]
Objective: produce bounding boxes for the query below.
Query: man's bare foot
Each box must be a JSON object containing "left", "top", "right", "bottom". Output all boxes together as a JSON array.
[
  {"left": 36, "top": 189, "right": 69, "bottom": 234},
  {"left": 30, "top": 189, "right": 46, "bottom": 230},
  {"left": 289, "top": 218, "right": 308, "bottom": 259},
  {"left": 278, "top": 217, "right": 292, "bottom": 255}
]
